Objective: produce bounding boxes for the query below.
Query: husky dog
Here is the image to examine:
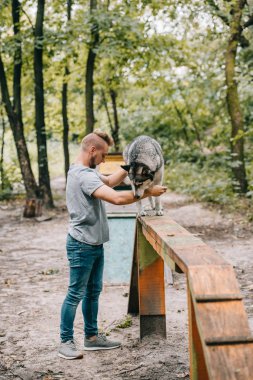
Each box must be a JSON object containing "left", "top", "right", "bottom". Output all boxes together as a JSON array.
[{"left": 122, "top": 135, "right": 164, "bottom": 216}]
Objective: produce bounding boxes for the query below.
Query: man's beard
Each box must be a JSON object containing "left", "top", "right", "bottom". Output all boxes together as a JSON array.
[{"left": 89, "top": 156, "right": 96, "bottom": 169}]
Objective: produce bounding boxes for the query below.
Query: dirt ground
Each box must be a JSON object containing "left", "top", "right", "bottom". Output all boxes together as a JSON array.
[{"left": 0, "top": 178, "right": 253, "bottom": 380}]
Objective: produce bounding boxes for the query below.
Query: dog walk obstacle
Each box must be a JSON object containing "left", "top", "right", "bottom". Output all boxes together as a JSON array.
[{"left": 128, "top": 216, "right": 253, "bottom": 380}]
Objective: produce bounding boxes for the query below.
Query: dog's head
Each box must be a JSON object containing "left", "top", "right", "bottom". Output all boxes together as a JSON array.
[{"left": 126, "top": 163, "right": 155, "bottom": 199}]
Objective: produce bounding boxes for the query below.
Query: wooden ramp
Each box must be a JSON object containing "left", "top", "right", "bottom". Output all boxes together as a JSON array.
[{"left": 128, "top": 216, "right": 253, "bottom": 380}]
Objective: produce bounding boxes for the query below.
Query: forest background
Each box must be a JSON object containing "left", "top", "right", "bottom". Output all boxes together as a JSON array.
[{"left": 0, "top": 0, "right": 253, "bottom": 217}]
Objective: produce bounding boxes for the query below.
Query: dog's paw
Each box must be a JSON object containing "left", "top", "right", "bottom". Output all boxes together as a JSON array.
[
  {"left": 156, "top": 209, "right": 164, "bottom": 216},
  {"left": 144, "top": 206, "right": 153, "bottom": 211},
  {"left": 139, "top": 210, "right": 147, "bottom": 216}
]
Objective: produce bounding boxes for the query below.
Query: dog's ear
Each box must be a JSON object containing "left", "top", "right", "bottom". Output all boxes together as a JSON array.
[{"left": 121, "top": 165, "right": 131, "bottom": 172}]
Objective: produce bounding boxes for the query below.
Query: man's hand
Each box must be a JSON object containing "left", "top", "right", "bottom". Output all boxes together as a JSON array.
[
  {"left": 144, "top": 185, "right": 167, "bottom": 197},
  {"left": 93, "top": 184, "right": 167, "bottom": 205}
]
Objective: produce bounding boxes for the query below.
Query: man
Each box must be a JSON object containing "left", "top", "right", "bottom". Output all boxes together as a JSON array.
[{"left": 58, "top": 129, "right": 167, "bottom": 360}]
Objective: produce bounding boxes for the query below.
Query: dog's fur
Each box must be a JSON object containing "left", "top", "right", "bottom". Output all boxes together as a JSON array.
[{"left": 123, "top": 135, "right": 164, "bottom": 216}]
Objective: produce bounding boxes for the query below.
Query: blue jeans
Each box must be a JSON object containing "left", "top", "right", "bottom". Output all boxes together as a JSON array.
[{"left": 60, "top": 234, "right": 104, "bottom": 342}]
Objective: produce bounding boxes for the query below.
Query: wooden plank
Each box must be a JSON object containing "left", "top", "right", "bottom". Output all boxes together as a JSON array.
[
  {"left": 144, "top": 232, "right": 227, "bottom": 272},
  {"left": 138, "top": 227, "right": 161, "bottom": 272},
  {"left": 138, "top": 256, "right": 165, "bottom": 315},
  {"left": 140, "top": 216, "right": 197, "bottom": 243},
  {"left": 188, "top": 284, "right": 209, "bottom": 380},
  {"left": 137, "top": 221, "right": 166, "bottom": 338},
  {"left": 136, "top": 215, "right": 253, "bottom": 378},
  {"left": 172, "top": 246, "right": 227, "bottom": 270},
  {"left": 141, "top": 226, "right": 183, "bottom": 274},
  {"left": 128, "top": 225, "right": 139, "bottom": 315},
  {"left": 194, "top": 301, "right": 251, "bottom": 343},
  {"left": 140, "top": 220, "right": 227, "bottom": 272},
  {"left": 188, "top": 266, "right": 241, "bottom": 298},
  {"left": 205, "top": 343, "right": 253, "bottom": 380}
]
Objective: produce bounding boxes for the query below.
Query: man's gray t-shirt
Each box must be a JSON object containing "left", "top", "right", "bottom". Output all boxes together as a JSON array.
[{"left": 66, "top": 164, "right": 109, "bottom": 245}]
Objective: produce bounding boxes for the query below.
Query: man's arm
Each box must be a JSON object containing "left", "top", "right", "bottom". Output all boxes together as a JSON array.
[
  {"left": 93, "top": 184, "right": 167, "bottom": 205},
  {"left": 99, "top": 168, "right": 128, "bottom": 188}
]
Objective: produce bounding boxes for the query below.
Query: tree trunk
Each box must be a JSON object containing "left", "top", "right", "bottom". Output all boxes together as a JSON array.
[
  {"left": 0, "top": 55, "right": 39, "bottom": 200},
  {"left": 62, "top": 66, "right": 70, "bottom": 182},
  {"left": 110, "top": 88, "right": 120, "bottom": 151},
  {"left": 225, "top": 0, "right": 248, "bottom": 194},
  {"left": 62, "top": 0, "right": 72, "bottom": 181},
  {"left": 12, "top": 0, "right": 22, "bottom": 123},
  {"left": 85, "top": 0, "right": 99, "bottom": 135},
  {"left": 172, "top": 101, "right": 189, "bottom": 143},
  {"left": 12, "top": 0, "right": 39, "bottom": 201},
  {"left": 34, "top": 0, "right": 54, "bottom": 207},
  {"left": 101, "top": 89, "right": 113, "bottom": 133},
  {"left": 0, "top": 101, "right": 6, "bottom": 191}
]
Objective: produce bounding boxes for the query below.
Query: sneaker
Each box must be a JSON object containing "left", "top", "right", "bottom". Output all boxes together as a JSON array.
[
  {"left": 84, "top": 334, "right": 121, "bottom": 351},
  {"left": 58, "top": 340, "right": 83, "bottom": 359}
]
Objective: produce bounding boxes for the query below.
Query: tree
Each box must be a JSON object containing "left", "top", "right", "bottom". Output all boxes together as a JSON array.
[
  {"left": 34, "top": 0, "right": 54, "bottom": 207},
  {"left": 207, "top": 0, "right": 253, "bottom": 193},
  {"left": 225, "top": 0, "right": 250, "bottom": 193},
  {"left": 85, "top": 0, "right": 99, "bottom": 134},
  {"left": 0, "top": 99, "right": 6, "bottom": 192},
  {"left": 62, "top": 0, "right": 72, "bottom": 181},
  {"left": 0, "top": 0, "right": 39, "bottom": 207},
  {"left": 109, "top": 88, "right": 120, "bottom": 151},
  {"left": 100, "top": 87, "right": 120, "bottom": 151}
]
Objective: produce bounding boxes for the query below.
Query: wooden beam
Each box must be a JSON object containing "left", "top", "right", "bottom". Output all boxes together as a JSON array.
[
  {"left": 194, "top": 300, "right": 251, "bottom": 343},
  {"left": 187, "top": 282, "right": 209, "bottom": 380},
  {"left": 188, "top": 266, "right": 241, "bottom": 299},
  {"left": 127, "top": 215, "right": 253, "bottom": 378},
  {"left": 128, "top": 225, "right": 139, "bottom": 315},
  {"left": 205, "top": 343, "right": 253, "bottom": 380},
  {"left": 137, "top": 220, "right": 166, "bottom": 339},
  {"left": 140, "top": 216, "right": 227, "bottom": 272}
]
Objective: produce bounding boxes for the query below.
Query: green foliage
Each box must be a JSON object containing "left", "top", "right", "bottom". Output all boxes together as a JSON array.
[
  {"left": 0, "top": 179, "right": 13, "bottom": 200},
  {"left": 0, "top": 0, "right": 252, "bottom": 203},
  {"left": 0, "top": 159, "right": 23, "bottom": 200},
  {"left": 165, "top": 152, "right": 253, "bottom": 218},
  {"left": 116, "top": 315, "right": 132, "bottom": 329},
  {"left": 166, "top": 160, "right": 234, "bottom": 204}
]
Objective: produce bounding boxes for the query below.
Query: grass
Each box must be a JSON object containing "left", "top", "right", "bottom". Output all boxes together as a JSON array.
[{"left": 116, "top": 315, "right": 132, "bottom": 329}]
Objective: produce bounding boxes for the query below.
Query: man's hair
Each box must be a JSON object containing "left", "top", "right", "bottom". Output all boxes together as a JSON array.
[
  {"left": 81, "top": 129, "right": 114, "bottom": 151},
  {"left": 93, "top": 129, "right": 114, "bottom": 147}
]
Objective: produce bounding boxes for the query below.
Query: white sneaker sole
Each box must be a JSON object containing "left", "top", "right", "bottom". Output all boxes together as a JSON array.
[
  {"left": 58, "top": 352, "right": 83, "bottom": 359},
  {"left": 83, "top": 345, "right": 121, "bottom": 351}
]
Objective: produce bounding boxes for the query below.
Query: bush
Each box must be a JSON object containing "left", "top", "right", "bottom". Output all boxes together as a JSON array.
[{"left": 165, "top": 161, "right": 235, "bottom": 205}]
